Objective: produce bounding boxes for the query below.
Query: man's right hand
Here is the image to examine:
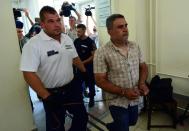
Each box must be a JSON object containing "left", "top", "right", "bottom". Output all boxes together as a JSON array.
[
  {"left": 43, "top": 93, "right": 61, "bottom": 111},
  {"left": 70, "top": 6, "right": 76, "bottom": 11},
  {"left": 122, "top": 88, "right": 140, "bottom": 100}
]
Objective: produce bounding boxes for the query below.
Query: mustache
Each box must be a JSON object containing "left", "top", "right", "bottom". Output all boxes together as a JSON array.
[{"left": 123, "top": 33, "right": 128, "bottom": 36}]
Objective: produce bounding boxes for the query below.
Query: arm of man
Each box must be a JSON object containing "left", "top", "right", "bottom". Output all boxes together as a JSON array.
[
  {"left": 73, "top": 57, "right": 86, "bottom": 72},
  {"left": 74, "top": 10, "right": 82, "bottom": 24},
  {"left": 138, "top": 62, "right": 149, "bottom": 95},
  {"left": 82, "top": 50, "right": 95, "bottom": 65},
  {"left": 86, "top": 16, "right": 92, "bottom": 36},
  {"left": 95, "top": 73, "right": 140, "bottom": 100},
  {"left": 83, "top": 40, "right": 97, "bottom": 65},
  {"left": 60, "top": 15, "right": 66, "bottom": 33},
  {"left": 23, "top": 71, "right": 50, "bottom": 99},
  {"left": 91, "top": 15, "right": 97, "bottom": 26},
  {"left": 23, "top": 9, "right": 34, "bottom": 26}
]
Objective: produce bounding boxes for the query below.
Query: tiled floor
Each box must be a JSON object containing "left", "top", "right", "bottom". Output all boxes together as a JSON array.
[{"left": 30, "top": 87, "right": 189, "bottom": 131}]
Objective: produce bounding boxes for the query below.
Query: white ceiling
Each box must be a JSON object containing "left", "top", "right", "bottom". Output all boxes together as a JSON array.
[
  {"left": 11, "top": 0, "right": 93, "bottom": 4},
  {"left": 69, "top": 0, "right": 93, "bottom": 4}
]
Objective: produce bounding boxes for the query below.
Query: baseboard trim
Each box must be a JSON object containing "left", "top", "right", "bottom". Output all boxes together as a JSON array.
[
  {"left": 31, "top": 127, "right": 38, "bottom": 131},
  {"left": 173, "top": 93, "right": 189, "bottom": 101},
  {"left": 173, "top": 93, "right": 189, "bottom": 112}
]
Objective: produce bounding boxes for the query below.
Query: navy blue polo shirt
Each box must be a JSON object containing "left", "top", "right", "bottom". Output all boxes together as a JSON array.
[{"left": 74, "top": 37, "right": 96, "bottom": 61}]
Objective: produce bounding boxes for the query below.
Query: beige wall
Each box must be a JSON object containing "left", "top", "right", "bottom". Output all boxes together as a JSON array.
[
  {"left": 0, "top": 1, "right": 34, "bottom": 131},
  {"left": 96, "top": 0, "right": 189, "bottom": 96},
  {"left": 154, "top": 0, "right": 189, "bottom": 95}
]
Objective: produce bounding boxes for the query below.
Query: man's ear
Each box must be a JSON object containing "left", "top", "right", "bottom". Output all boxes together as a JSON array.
[
  {"left": 107, "top": 29, "right": 111, "bottom": 35},
  {"left": 40, "top": 22, "right": 45, "bottom": 29}
]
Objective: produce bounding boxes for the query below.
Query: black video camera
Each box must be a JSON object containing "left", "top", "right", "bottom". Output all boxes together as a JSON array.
[
  {"left": 85, "top": 5, "right": 95, "bottom": 16},
  {"left": 13, "top": 8, "right": 24, "bottom": 20},
  {"left": 60, "top": 1, "right": 75, "bottom": 17}
]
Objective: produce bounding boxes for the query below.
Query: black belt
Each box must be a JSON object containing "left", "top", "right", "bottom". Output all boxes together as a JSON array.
[{"left": 47, "top": 82, "right": 71, "bottom": 93}]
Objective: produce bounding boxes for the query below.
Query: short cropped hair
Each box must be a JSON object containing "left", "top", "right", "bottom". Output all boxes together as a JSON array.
[
  {"left": 106, "top": 14, "right": 125, "bottom": 30},
  {"left": 39, "top": 6, "right": 57, "bottom": 22},
  {"left": 77, "top": 24, "right": 86, "bottom": 30},
  {"left": 69, "top": 16, "right": 76, "bottom": 21}
]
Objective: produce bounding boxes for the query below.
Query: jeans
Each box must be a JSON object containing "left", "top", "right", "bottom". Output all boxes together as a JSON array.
[{"left": 107, "top": 105, "right": 138, "bottom": 131}]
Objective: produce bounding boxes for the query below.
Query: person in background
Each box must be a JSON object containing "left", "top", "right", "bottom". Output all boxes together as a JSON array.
[
  {"left": 93, "top": 14, "right": 149, "bottom": 131},
  {"left": 74, "top": 24, "right": 97, "bottom": 107},
  {"left": 15, "top": 8, "right": 36, "bottom": 51},
  {"left": 60, "top": 1, "right": 82, "bottom": 41},
  {"left": 20, "top": 6, "right": 88, "bottom": 131},
  {"left": 86, "top": 16, "right": 99, "bottom": 47},
  {"left": 15, "top": 20, "right": 27, "bottom": 52},
  {"left": 14, "top": 20, "right": 34, "bottom": 111}
]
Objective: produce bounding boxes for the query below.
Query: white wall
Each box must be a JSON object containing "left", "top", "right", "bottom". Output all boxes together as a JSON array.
[{"left": 0, "top": 1, "right": 34, "bottom": 131}]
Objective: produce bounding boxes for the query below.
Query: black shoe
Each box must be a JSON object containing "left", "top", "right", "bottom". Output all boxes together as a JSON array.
[{"left": 89, "top": 99, "right": 94, "bottom": 107}]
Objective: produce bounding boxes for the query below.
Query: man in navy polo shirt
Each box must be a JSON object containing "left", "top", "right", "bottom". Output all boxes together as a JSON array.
[{"left": 74, "top": 24, "right": 97, "bottom": 107}]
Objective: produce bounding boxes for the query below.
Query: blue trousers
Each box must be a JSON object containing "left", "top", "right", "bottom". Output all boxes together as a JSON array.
[{"left": 107, "top": 105, "right": 138, "bottom": 131}]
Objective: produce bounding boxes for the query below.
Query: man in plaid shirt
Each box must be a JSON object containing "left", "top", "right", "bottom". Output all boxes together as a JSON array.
[{"left": 93, "top": 14, "right": 149, "bottom": 131}]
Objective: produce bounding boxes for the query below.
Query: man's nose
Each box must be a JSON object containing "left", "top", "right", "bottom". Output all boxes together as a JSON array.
[
  {"left": 123, "top": 27, "right": 128, "bottom": 32},
  {"left": 55, "top": 21, "right": 61, "bottom": 26}
]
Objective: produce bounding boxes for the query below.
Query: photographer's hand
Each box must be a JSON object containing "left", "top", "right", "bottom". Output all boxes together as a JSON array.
[{"left": 70, "top": 6, "right": 76, "bottom": 11}]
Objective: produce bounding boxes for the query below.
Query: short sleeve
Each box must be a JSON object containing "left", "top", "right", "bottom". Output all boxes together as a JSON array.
[
  {"left": 93, "top": 48, "right": 107, "bottom": 73},
  {"left": 20, "top": 42, "right": 40, "bottom": 72},
  {"left": 138, "top": 45, "right": 145, "bottom": 63},
  {"left": 89, "top": 39, "right": 97, "bottom": 52}
]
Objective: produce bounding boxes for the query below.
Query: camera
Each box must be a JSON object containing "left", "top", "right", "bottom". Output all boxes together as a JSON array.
[
  {"left": 85, "top": 5, "right": 95, "bottom": 16},
  {"left": 60, "top": 1, "right": 75, "bottom": 17},
  {"left": 13, "top": 8, "right": 24, "bottom": 20}
]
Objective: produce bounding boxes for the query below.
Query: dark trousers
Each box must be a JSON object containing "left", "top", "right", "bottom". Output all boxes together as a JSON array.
[
  {"left": 42, "top": 81, "right": 88, "bottom": 131},
  {"left": 107, "top": 105, "right": 138, "bottom": 131},
  {"left": 73, "top": 64, "right": 96, "bottom": 99},
  {"left": 84, "top": 65, "right": 95, "bottom": 99}
]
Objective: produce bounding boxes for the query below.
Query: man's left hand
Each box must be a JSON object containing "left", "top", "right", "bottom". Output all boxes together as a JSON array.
[{"left": 139, "top": 83, "right": 149, "bottom": 96}]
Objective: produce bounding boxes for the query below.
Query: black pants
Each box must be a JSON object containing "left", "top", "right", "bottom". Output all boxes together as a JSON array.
[
  {"left": 42, "top": 81, "right": 88, "bottom": 131},
  {"left": 86, "top": 64, "right": 95, "bottom": 98},
  {"left": 74, "top": 64, "right": 96, "bottom": 99}
]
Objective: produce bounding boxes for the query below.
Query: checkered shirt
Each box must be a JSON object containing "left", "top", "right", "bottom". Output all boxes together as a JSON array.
[{"left": 93, "top": 40, "right": 145, "bottom": 108}]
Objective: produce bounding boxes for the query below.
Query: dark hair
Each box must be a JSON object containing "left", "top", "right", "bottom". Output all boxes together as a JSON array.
[
  {"left": 69, "top": 16, "right": 76, "bottom": 21},
  {"left": 39, "top": 6, "right": 57, "bottom": 22},
  {"left": 77, "top": 24, "right": 86, "bottom": 30},
  {"left": 106, "top": 14, "right": 125, "bottom": 30}
]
